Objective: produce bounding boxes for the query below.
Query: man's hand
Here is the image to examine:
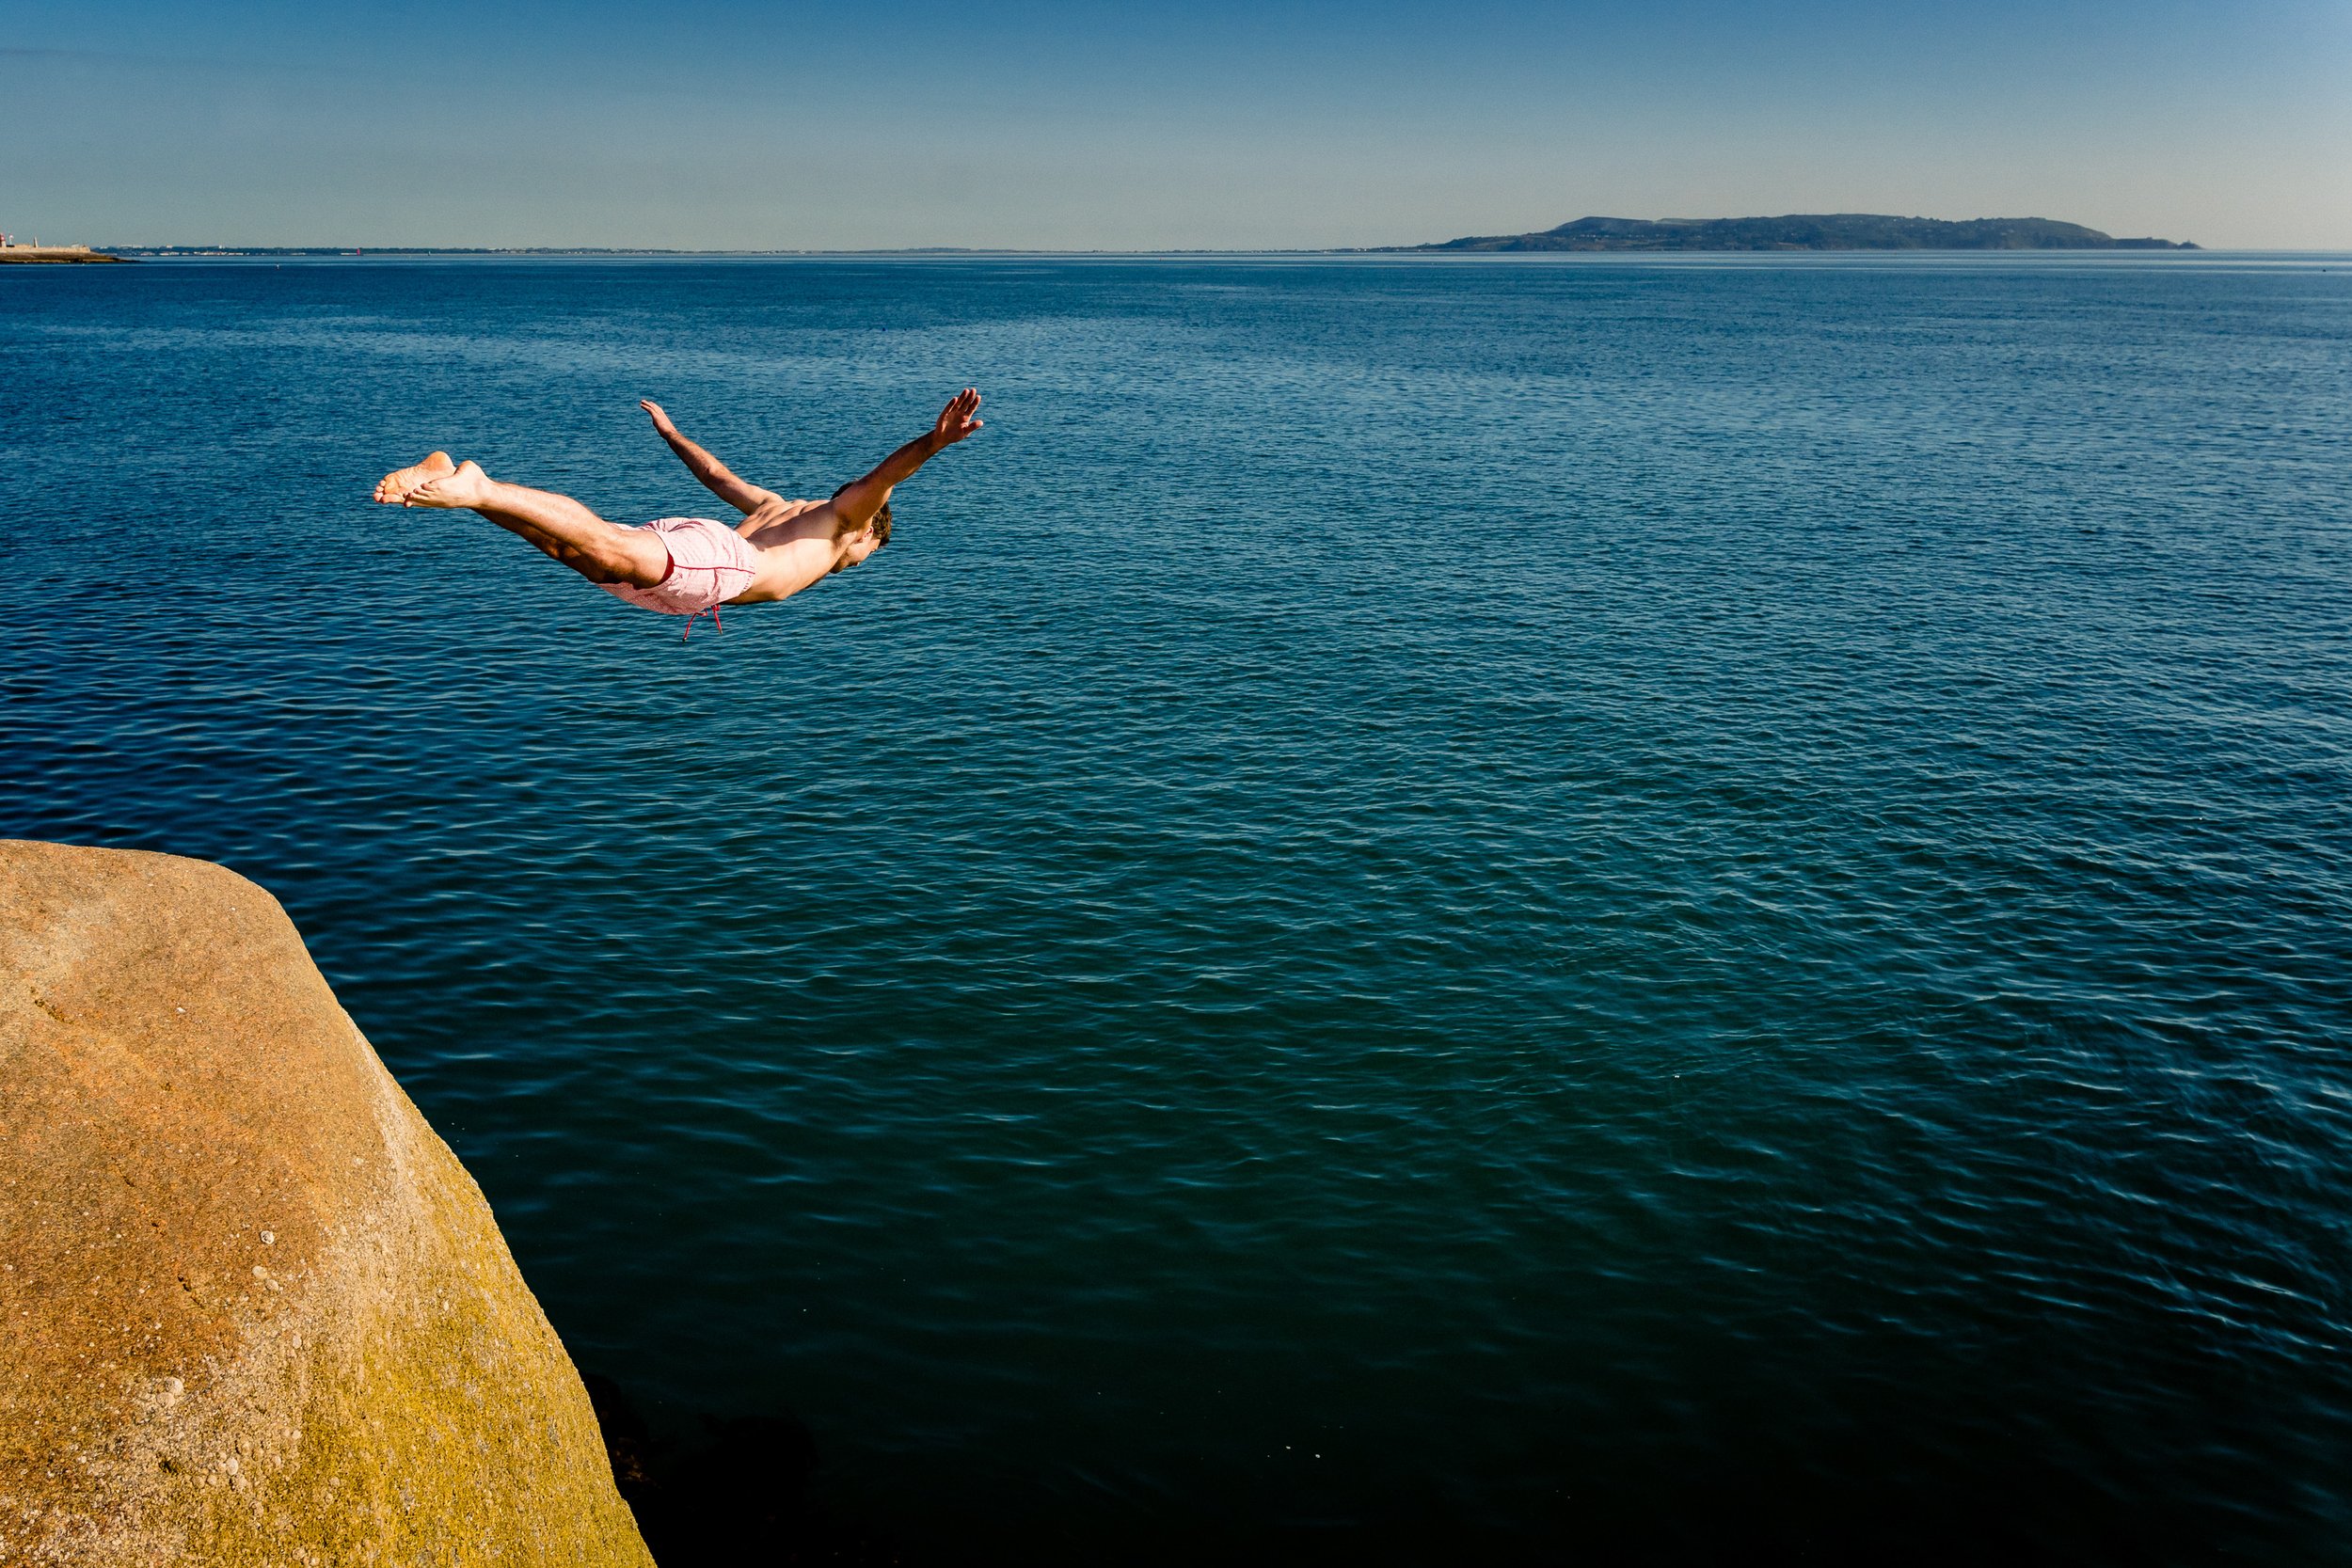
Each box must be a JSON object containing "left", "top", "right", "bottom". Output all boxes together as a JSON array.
[
  {"left": 931, "top": 388, "right": 983, "bottom": 447},
  {"left": 830, "top": 388, "right": 985, "bottom": 531},
  {"left": 639, "top": 399, "right": 780, "bottom": 515}
]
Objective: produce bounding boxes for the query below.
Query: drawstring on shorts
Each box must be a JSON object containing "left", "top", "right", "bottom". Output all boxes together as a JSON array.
[{"left": 597, "top": 518, "right": 755, "bottom": 636}]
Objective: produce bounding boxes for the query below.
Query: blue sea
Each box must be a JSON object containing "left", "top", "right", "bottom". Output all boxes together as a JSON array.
[{"left": 5, "top": 253, "right": 2350, "bottom": 1561}]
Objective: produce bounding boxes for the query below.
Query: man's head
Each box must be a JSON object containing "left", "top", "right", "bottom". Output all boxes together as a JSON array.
[{"left": 830, "top": 484, "right": 892, "bottom": 571}]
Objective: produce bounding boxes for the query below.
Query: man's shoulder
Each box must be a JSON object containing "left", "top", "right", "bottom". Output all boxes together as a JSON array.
[
  {"left": 742, "top": 496, "right": 825, "bottom": 523},
  {"left": 739, "top": 496, "right": 836, "bottom": 548}
]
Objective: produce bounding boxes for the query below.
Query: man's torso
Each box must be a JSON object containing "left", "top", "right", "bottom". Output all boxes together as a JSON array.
[{"left": 732, "top": 497, "right": 844, "bottom": 603}]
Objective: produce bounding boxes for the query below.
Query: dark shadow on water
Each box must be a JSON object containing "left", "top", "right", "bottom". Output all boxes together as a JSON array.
[
  {"left": 583, "top": 1372, "right": 923, "bottom": 1567},
  {"left": 579, "top": 1369, "right": 2221, "bottom": 1567}
]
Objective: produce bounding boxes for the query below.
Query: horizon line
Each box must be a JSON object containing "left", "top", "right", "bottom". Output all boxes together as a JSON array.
[{"left": 72, "top": 245, "right": 2348, "bottom": 259}]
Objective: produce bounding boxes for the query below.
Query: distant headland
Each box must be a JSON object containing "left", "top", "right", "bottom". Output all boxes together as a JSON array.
[
  {"left": 0, "top": 237, "right": 131, "bottom": 264},
  {"left": 13, "top": 214, "right": 2206, "bottom": 260},
  {"left": 1395, "top": 214, "right": 2196, "bottom": 252}
]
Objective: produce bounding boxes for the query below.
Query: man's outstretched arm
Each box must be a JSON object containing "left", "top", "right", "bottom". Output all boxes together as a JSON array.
[
  {"left": 641, "top": 401, "right": 781, "bottom": 515},
  {"left": 832, "top": 388, "right": 984, "bottom": 529}
]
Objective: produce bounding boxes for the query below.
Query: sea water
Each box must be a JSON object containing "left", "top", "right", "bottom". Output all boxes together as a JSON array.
[{"left": 4, "top": 254, "right": 2349, "bottom": 1560}]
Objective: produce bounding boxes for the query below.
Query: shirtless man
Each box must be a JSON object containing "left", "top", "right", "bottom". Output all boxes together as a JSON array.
[{"left": 373, "top": 388, "right": 983, "bottom": 632}]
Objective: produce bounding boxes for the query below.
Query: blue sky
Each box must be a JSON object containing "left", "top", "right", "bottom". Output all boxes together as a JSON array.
[{"left": 4, "top": 0, "right": 2347, "bottom": 248}]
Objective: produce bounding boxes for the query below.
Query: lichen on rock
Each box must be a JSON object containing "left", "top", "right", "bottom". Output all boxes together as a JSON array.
[{"left": 0, "top": 840, "right": 654, "bottom": 1566}]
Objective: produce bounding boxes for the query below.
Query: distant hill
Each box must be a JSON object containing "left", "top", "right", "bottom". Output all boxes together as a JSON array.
[{"left": 1402, "top": 214, "right": 2195, "bottom": 252}]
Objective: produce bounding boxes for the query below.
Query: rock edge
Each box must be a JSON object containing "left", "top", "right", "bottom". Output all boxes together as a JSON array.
[{"left": 0, "top": 840, "right": 654, "bottom": 1567}]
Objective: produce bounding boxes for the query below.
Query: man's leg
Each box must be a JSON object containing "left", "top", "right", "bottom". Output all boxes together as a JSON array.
[{"left": 380, "top": 457, "right": 668, "bottom": 587}]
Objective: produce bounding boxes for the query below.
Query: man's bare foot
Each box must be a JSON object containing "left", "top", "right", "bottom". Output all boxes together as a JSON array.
[
  {"left": 403, "top": 460, "right": 493, "bottom": 510},
  {"left": 374, "top": 451, "right": 456, "bottom": 504}
]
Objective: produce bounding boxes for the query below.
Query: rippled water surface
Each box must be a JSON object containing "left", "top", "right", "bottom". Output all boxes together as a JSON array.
[{"left": 6, "top": 254, "right": 2350, "bottom": 1560}]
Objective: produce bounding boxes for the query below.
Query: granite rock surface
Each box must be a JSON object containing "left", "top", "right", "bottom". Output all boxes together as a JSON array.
[{"left": 0, "top": 840, "right": 653, "bottom": 1567}]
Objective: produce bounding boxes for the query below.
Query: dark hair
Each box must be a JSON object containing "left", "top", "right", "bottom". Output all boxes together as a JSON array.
[{"left": 831, "top": 484, "right": 892, "bottom": 553}]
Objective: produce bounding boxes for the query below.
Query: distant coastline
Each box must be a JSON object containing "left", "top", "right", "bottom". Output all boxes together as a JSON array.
[
  {"left": 1391, "top": 214, "right": 2196, "bottom": 252},
  {"left": 60, "top": 215, "right": 2214, "bottom": 260},
  {"left": 0, "top": 243, "right": 132, "bottom": 264}
]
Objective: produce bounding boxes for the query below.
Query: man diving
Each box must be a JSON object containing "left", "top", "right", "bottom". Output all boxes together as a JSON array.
[{"left": 373, "top": 388, "right": 983, "bottom": 633}]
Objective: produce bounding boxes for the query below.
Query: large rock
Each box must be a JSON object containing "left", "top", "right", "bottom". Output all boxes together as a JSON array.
[{"left": 0, "top": 841, "right": 655, "bottom": 1566}]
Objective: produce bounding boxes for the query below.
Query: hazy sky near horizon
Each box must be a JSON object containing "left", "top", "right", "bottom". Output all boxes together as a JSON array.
[{"left": 5, "top": 0, "right": 2348, "bottom": 249}]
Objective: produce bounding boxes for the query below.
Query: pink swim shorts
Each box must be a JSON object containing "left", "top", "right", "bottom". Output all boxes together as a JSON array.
[{"left": 599, "top": 517, "right": 761, "bottom": 618}]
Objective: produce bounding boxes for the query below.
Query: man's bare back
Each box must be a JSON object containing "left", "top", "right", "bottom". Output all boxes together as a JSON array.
[{"left": 373, "top": 388, "right": 983, "bottom": 631}]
